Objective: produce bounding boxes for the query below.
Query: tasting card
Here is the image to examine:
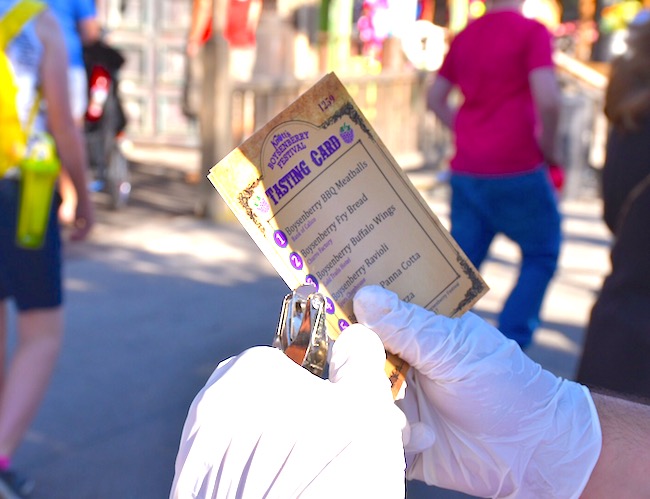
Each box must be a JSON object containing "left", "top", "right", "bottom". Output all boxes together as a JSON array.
[{"left": 208, "top": 73, "right": 487, "bottom": 395}]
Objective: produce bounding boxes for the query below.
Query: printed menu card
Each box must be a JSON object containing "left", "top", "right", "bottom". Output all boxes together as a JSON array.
[{"left": 208, "top": 72, "right": 487, "bottom": 394}]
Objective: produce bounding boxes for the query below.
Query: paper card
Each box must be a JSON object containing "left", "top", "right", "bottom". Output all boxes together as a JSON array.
[{"left": 208, "top": 72, "right": 487, "bottom": 394}]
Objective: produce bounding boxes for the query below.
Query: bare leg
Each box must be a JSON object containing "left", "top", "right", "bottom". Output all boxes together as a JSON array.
[
  {"left": 0, "top": 302, "right": 6, "bottom": 396},
  {"left": 0, "top": 307, "right": 63, "bottom": 457}
]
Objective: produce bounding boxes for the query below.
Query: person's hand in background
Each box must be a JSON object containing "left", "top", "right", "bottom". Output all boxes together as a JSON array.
[
  {"left": 548, "top": 162, "right": 565, "bottom": 193},
  {"left": 354, "top": 285, "right": 602, "bottom": 498},
  {"left": 170, "top": 324, "right": 407, "bottom": 498}
]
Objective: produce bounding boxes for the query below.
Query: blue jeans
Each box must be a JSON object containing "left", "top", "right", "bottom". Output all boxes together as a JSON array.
[{"left": 450, "top": 168, "right": 561, "bottom": 348}]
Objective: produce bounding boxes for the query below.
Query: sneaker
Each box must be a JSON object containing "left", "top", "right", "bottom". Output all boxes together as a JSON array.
[{"left": 0, "top": 469, "right": 35, "bottom": 498}]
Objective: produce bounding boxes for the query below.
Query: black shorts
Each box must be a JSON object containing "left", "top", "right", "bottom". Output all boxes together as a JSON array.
[{"left": 0, "top": 179, "right": 62, "bottom": 311}]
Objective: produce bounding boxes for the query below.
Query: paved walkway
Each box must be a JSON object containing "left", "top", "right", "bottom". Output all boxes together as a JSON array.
[{"left": 11, "top": 148, "right": 611, "bottom": 498}]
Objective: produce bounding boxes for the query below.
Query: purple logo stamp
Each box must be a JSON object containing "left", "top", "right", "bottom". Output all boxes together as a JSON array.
[
  {"left": 252, "top": 194, "right": 270, "bottom": 214},
  {"left": 339, "top": 123, "right": 354, "bottom": 144}
]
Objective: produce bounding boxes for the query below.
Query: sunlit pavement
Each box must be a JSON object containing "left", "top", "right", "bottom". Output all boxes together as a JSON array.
[{"left": 11, "top": 150, "right": 609, "bottom": 498}]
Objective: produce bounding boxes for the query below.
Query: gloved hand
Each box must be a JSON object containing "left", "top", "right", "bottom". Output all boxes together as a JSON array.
[
  {"left": 353, "top": 285, "right": 602, "bottom": 499},
  {"left": 170, "top": 324, "right": 406, "bottom": 499}
]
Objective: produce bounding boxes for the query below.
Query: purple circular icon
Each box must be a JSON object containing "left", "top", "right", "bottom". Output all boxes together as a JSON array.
[
  {"left": 305, "top": 274, "right": 319, "bottom": 291},
  {"left": 325, "top": 297, "right": 335, "bottom": 314},
  {"left": 289, "top": 252, "right": 303, "bottom": 270},
  {"left": 338, "top": 319, "right": 350, "bottom": 331},
  {"left": 273, "top": 230, "right": 288, "bottom": 248}
]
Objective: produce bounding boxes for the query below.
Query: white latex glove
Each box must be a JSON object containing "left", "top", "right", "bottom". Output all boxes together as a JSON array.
[
  {"left": 353, "top": 285, "right": 602, "bottom": 499},
  {"left": 170, "top": 324, "right": 406, "bottom": 499}
]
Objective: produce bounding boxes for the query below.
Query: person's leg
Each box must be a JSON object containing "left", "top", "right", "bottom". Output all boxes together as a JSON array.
[
  {"left": 0, "top": 307, "right": 63, "bottom": 458},
  {"left": 493, "top": 169, "right": 561, "bottom": 348},
  {"left": 449, "top": 174, "right": 496, "bottom": 269},
  {"left": 0, "top": 181, "right": 15, "bottom": 401},
  {"left": 0, "top": 185, "right": 63, "bottom": 463},
  {"left": 0, "top": 302, "right": 6, "bottom": 396}
]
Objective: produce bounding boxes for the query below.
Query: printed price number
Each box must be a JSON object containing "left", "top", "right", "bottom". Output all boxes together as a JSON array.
[
  {"left": 289, "top": 252, "right": 304, "bottom": 270},
  {"left": 273, "top": 230, "right": 288, "bottom": 248},
  {"left": 318, "top": 95, "right": 335, "bottom": 112},
  {"left": 305, "top": 274, "right": 319, "bottom": 291}
]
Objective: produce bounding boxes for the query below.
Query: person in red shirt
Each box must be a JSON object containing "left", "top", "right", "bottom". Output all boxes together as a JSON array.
[
  {"left": 427, "top": 0, "right": 563, "bottom": 348},
  {"left": 186, "top": 0, "right": 211, "bottom": 58},
  {"left": 186, "top": 0, "right": 261, "bottom": 76},
  {"left": 183, "top": 0, "right": 262, "bottom": 120}
]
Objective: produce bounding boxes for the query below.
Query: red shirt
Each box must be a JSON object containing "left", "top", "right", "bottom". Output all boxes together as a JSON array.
[
  {"left": 438, "top": 11, "right": 554, "bottom": 175},
  {"left": 225, "top": 0, "right": 256, "bottom": 48},
  {"left": 194, "top": 0, "right": 256, "bottom": 47}
]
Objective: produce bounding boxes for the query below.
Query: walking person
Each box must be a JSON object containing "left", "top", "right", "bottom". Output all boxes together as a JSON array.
[
  {"left": 183, "top": 0, "right": 262, "bottom": 121},
  {"left": 184, "top": 0, "right": 262, "bottom": 215},
  {"left": 0, "top": 0, "right": 94, "bottom": 496},
  {"left": 427, "top": 0, "right": 563, "bottom": 348}
]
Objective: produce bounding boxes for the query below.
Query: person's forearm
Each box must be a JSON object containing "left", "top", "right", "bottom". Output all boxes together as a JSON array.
[
  {"left": 247, "top": 0, "right": 262, "bottom": 31},
  {"left": 529, "top": 67, "right": 561, "bottom": 165},
  {"left": 188, "top": 0, "right": 212, "bottom": 43},
  {"left": 538, "top": 104, "right": 560, "bottom": 165},
  {"left": 426, "top": 79, "right": 455, "bottom": 129},
  {"left": 581, "top": 392, "right": 650, "bottom": 497},
  {"left": 429, "top": 100, "right": 455, "bottom": 130},
  {"left": 51, "top": 127, "right": 91, "bottom": 204}
]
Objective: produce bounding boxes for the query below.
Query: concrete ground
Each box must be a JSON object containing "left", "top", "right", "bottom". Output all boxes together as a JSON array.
[{"left": 9, "top": 148, "right": 610, "bottom": 498}]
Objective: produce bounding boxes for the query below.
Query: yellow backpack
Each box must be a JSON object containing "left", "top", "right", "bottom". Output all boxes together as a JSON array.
[{"left": 0, "top": 0, "right": 46, "bottom": 177}]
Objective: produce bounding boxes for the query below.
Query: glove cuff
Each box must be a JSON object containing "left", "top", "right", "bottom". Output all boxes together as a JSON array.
[
  {"left": 523, "top": 382, "right": 602, "bottom": 498},
  {"left": 572, "top": 385, "right": 602, "bottom": 498}
]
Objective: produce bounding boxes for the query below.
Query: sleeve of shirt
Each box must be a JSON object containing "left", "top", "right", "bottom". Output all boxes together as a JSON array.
[
  {"left": 525, "top": 21, "right": 554, "bottom": 73},
  {"left": 76, "top": 0, "right": 97, "bottom": 21}
]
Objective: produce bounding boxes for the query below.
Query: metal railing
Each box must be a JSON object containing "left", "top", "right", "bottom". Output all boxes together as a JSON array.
[
  {"left": 555, "top": 52, "right": 608, "bottom": 198},
  {"left": 127, "top": 60, "right": 604, "bottom": 200},
  {"left": 230, "top": 71, "right": 451, "bottom": 175},
  {"left": 227, "top": 62, "right": 607, "bottom": 199}
]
